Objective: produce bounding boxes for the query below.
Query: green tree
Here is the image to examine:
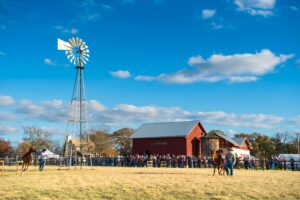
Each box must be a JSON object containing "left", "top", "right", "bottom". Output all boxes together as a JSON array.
[
  {"left": 251, "top": 135, "right": 275, "bottom": 159},
  {"left": 271, "top": 133, "right": 285, "bottom": 154},
  {"left": 112, "top": 128, "right": 134, "bottom": 155}
]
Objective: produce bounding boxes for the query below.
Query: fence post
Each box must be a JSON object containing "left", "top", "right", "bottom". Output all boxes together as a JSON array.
[
  {"left": 16, "top": 161, "right": 23, "bottom": 174},
  {"left": 0, "top": 160, "right": 4, "bottom": 175}
]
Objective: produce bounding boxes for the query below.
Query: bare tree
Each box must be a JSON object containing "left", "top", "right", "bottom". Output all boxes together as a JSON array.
[
  {"left": 23, "top": 126, "right": 53, "bottom": 150},
  {"left": 89, "top": 129, "right": 117, "bottom": 156},
  {"left": 16, "top": 141, "right": 32, "bottom": 156}
]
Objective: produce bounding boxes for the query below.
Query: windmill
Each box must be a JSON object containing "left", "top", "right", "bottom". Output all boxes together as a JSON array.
[{"left": 57, "top": 37, "right": 92, "bottom": 168}]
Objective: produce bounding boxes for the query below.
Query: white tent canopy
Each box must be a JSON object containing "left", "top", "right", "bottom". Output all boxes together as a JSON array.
[
  {"left": 37, "top": 148, "right": 60, "bottom": 159},
  {"left": 278, "top": 154, "right": 300, "bottom": 161}
]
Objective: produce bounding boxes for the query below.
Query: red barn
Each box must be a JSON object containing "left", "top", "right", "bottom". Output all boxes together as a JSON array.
[
  {"left": 131, "top": 121, "right": 206, "bottom": 156},
  {"left": 131, "top": 121, "right": 251, "bottom": 157}
]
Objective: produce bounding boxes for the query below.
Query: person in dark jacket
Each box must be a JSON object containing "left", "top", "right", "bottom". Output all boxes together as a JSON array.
[
  {"left": 290, "top": 158, "right": 295, "bottom": 171},
  {"left": 225, "top": 148, "right": 236, "bottom": 176}
]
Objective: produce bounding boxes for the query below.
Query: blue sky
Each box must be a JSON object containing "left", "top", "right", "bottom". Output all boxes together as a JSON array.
[{"left": 0, "top": 0, "right": 299, "bottom": 145}]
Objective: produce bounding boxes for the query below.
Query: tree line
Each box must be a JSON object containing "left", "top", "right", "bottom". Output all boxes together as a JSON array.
[
  {"left": 233, "top": 132, "right": 298, "bottom": 159},
  {"left": 0, "top": 127, "right": 298, "bottom": 158},
  {"left": 0, "top": 126, "right": 134, "bottom": 157}
]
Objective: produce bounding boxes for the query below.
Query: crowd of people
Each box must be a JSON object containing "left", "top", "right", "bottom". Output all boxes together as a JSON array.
[
  {"left": 88, "top": 153, "right": 299, "bottom": 171},
  {"left": 243, "top": 156, "right": 299, "bottom": 171},
  {"left": 2, "top": 150, "right": 299, "bottom": 173}
]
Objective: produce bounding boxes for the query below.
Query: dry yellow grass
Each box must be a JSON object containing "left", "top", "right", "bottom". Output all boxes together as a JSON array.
[{"left": 0, "top": 166, "right": 299, "bottom": 200}]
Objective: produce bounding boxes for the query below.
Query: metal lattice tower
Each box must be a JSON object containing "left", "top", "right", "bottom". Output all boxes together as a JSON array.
[{"left": 57, "top": 37, "right": 92, "bottom": 167}]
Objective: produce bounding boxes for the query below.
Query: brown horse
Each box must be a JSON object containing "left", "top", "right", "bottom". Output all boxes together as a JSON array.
[
  {"left": 211, "top": 150, "right": 225, "bottom": 176},
  {"left": 21, "top": 147, "right": 36, "bottom": 171}
]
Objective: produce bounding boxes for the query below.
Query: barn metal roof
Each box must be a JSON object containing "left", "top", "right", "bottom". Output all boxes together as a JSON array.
[
  {"left": 131, "top": 121, "right": 200, "bottom": 139},
  {"left": 213, "top": 131, "right": 240, "bottom": 146},
  {"left": 232, "top": 137, "right": 246, "bottom": 145}
]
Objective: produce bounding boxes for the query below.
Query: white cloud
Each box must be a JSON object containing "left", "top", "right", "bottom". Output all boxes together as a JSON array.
[
  {"left": 102, "top": 4, "right": 113, "bottom": 10},
  {"left": 0, "top": 51, "right": 5, "bottom": 56},
  {"left": 188, "top": 56, "right": 205, "bottom": 65},
  {"left": 110, "top": 70, "right": 131, "bottom": 78},
  {"left": 290, "top": 6, "right": 298, "bottom": 11},
  {"left": 14, "top": 99, "right": 68, "bottom": 123},
  {"left": 296, "top": 59, "right": 300, "bottom": 67},
  {"left": 85, "top": 13, "right": 101, "bottom": 20},
  {"left": 0, "top": 96, "right": 298, "bottom": 133},
  {"left": 122, "top": 0, "right": 135, "bottom": 3},
  {"left": 42, "top": 100, "right": 63, "bottom": 109},
  {"left": 44, "top": 58, "right": 54, "bottom": 66},
  {"left": 69, "top": 28, "right": 78, "bottom": 35},
  {"left": 211, "top": 22, "right": 223, "bottom": 29},
  {"left": 122, "top": 0, "right": 164, "bottom": 5},
  {"left": 44, "top": 58, "right": 69, "bottom": 68},
  {"left": 234, "top": 0, "right": 276, "bottom": 17},
  {"left": 229, "top": 76, "right": 258, "bottom": 83},
  {"left": 228, "top": 129, "right": 237, "bottom": 135},
  {"left": 89, "top": 100, "right": 106, "bottom": 112},
  {"left": 197, "top": 111, "right": 283, "bottom": 129},
  {"left": 39, "top": 127, "right": 65, "bottom": 136},
  {"left": 0, "top": 112, "right": 15, "bottom": 121},
  {"left": 0, "top": 96, "right": 15, "bottom": 106},
  {"left": 202, "top": 9, "right": 216, "bottom": 19},
  {"left": 0, "top": 124, "right": 17, "bottom": 134},
  {"left": 53, "top": 26, "right": 78, "bottom": 35},
  {"left": 290, "top": 116, "right": 300, "bottom": 126},
  {"left": 90, "top": 103, "right": 286, "bottom": 130},
  {"left": 135, "top": 75, "right": 156, "bottom": 81},
  {"left": 135, "top": 49, "right": 294, "bottom": 84},
  {"left": 76, "top": 0, "right": 101, "bottom": 21}
]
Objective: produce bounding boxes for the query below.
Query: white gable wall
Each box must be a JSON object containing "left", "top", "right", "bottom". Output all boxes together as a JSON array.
[{"left": 220, "top": 147, "right": 250, "bottom": 158}]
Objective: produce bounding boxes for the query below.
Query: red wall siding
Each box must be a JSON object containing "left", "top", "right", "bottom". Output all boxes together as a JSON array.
[
  {"left": 132, "top": 122, "right": 207, "bottom": 156},
  {"left": 132, "top": 137, "right": 186, "bottom": 155},
  {"left": 239, "top": 143, "right": 250, "bottom": 150},
  {"left": 186, "top": 124, "right": 205, "bottom": 156}
]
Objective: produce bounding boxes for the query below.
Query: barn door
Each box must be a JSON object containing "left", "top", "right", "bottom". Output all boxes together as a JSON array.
[{"left": 192, "top": 138, "right": 200, "bottom": 157}]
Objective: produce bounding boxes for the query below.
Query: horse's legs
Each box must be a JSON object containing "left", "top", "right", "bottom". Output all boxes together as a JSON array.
[
  {"left": 22, "top": 162, "right": 25, "bottom": 171},
  {"left": 213, "top": 165, "right": 216, "bottom": 176},
  {"left": 221, "top": 165, "right": 224, "bottom": 175}
]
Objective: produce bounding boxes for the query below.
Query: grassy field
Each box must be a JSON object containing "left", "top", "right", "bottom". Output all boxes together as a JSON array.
[{"left": 0, "top": 166, "right": 299, "bottom": 200}]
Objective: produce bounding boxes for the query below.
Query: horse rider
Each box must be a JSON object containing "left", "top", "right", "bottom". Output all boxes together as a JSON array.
[{"left": 225, "top": 147, "right": 236, "bottom": 176}]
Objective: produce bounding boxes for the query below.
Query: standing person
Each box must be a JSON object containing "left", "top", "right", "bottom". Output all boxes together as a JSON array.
[
  {"left": 225, "top": 148, "right": 236, "bottom": 176},
  {"left": 259, "top": 158, "right": 265, "bottom": 170},
  {"left": 235, "top": 155, "right": 240, "bottom": 169},
  {"left": 265, "top": 158, "right": 270, "bottom": 170},
  {"left": 274, "top": 156, "right": 278, "bottom": 170},
  {"left": 283, "top": 159, "right": 287, "bottom": 170},
  {"left": 38, "top": 149, "right": 48, "bottom": 171},
  {"left": 290, "top": 157, "right": 295, "bottom": 171},
  {"left": 244, "top": 156, "right": 249, "bottom": 169}
]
